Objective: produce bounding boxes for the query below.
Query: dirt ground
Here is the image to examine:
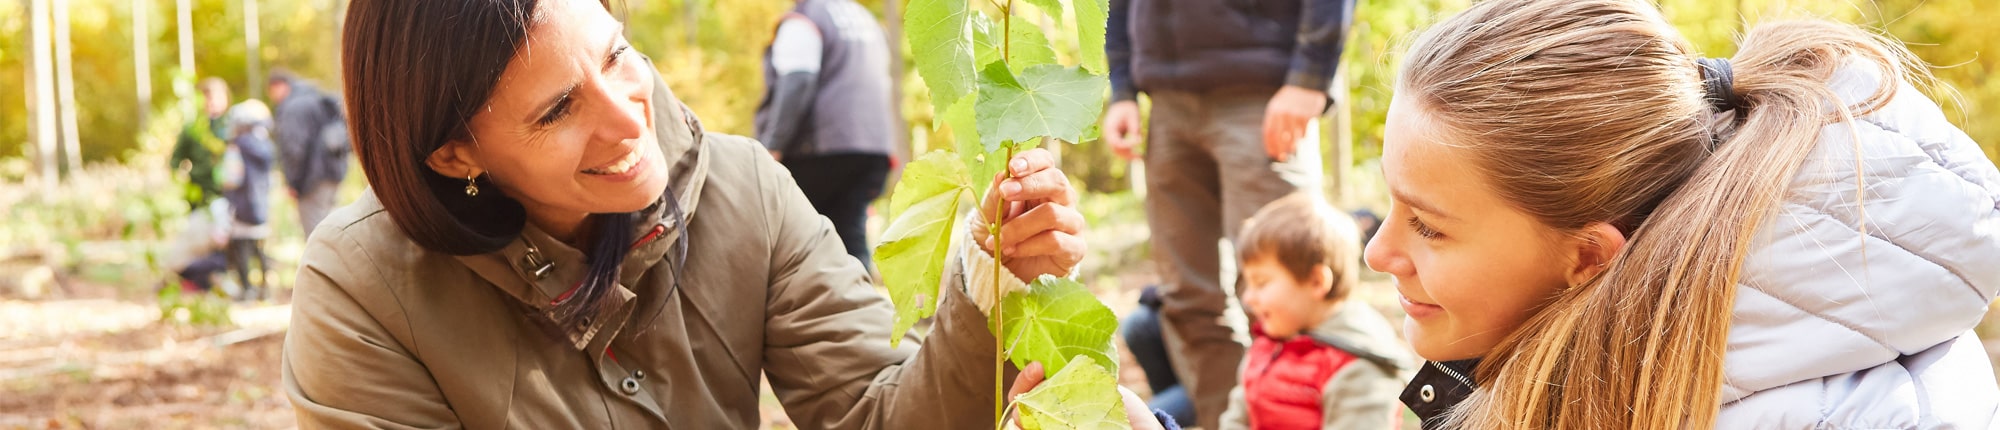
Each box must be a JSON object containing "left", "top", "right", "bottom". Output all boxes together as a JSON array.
[
  {"left": 0, "top": 295, "right": 293, "bottom": 429},
  {"left": 9, "top": 267, "right": 1996, "bottom": 430},
  {"left": 0, "top": 267, "right": 1164, "bottom": 430}
]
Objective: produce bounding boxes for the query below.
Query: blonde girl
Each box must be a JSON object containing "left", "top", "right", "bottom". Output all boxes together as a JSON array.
[{"left": 1364, "top": 0, "right": 2000, "bottom": 428}]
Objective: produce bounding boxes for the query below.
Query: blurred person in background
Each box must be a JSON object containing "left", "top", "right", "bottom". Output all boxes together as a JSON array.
[
  {"left": 753, "top": 0, "right": 897, "bottom": 270},
  {"left": 221, "top": 100, "right": 276, "bottom": 301},
  {"left": 268, "top": 69, "right": 353, "bottom": 237},
  {"left": 170, "top": 77, "right": 233, "bottom": 213}
]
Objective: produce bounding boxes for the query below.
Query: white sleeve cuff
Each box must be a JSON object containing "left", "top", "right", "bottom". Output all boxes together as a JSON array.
[{"left": 958, "top": 221, "right": 1031, "bottom": 315}]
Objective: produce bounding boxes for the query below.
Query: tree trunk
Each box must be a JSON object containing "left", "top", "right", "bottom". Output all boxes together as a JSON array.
[
  {"left": 178, "top": 0, "right": 195, "bottom": 78},
  {"left": 244, "top": 0, "right": 263, "bottom": 101},
  {"left": 332, "top": 0, "right": 347, "bottom": 86},
  {"left": 683, "top": 0, "right": 699, "bottom": 46},
  {"left": 1330, "top": 67, "right": 1353, "bottom": 207},
  {"left": 29, "top": 0, "right": 58, "bottom": 193},
  {"left": 135, "top": 0, "right": 153, "bottom": 139},
  {"left": 884, "top": 0, "right": 908, "bottom": 162},
  {"left": 54, "top": 0, "right": 82, "bottom": 174}
]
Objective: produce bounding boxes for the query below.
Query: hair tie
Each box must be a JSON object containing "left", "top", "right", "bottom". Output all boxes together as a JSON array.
[{"left": 1696, "top": 57, "right": 1742, "bottom": 112}]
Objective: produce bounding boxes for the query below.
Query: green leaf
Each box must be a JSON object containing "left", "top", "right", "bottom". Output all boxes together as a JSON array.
[
  {"left": 944, "top": 96, "right": 1008, "bottom": 199},
  {"left": 942, "top": 94, "right": 980, "bottom": 157},
  {"left": 998, "top": 275, "right": 1119, "bottom": 376},
  {"left": 908, "top": 0, "right": 979, "bottom": 118},
  {"left": 971, "top": 13, "right": 1002, "bottom": 75},
  {"left": 1012, "top": 356, "right": 1131, "bottom": 430},
  {"left": 1007, "top": 16, "right": 1061, "bottom": 72},
  {"left": 1020, "top": 0, "right": 1066, "bottom": 23},
  {"left": 873, "top": 151, "right": 973, "bottom": 347},
  {"left": 1010, "top": 0, "right": 1106, "bottom": 73},
  {"left": 974, "top": 63, "right": 1110, "bottom": 151},
  {"left": 976, "top": 14, "right": 1060, "bottom": 75},
  {"left": 1072, "top": 0, "right": 1110, "bottom": 73}
]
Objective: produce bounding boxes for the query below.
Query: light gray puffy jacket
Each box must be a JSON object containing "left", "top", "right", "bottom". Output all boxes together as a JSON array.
[{"left": 1718, "top": 62, "right": 2000, "bottom": 429}]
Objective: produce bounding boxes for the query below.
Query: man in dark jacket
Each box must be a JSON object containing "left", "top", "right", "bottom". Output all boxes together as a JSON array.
[
  {"left": 267, "top": 69, "right": 351, "bottom": 236},
  {"left": 753, "top": 0, "right": 898, "bottom": 269},
  {"left": 1101, "top": 0, "right": 1356, "bottom": 427}
]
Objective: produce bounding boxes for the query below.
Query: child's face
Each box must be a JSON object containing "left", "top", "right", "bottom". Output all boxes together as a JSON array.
[
  {"left": 1239, "top": 255, "right": 1332, "bottom": 339},
  {"left": 1362, "top": 96, "right": 1579, "bottom": 361}
]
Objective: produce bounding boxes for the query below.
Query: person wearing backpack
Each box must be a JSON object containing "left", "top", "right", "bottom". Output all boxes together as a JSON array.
[{"left": 268, "top": 69, "right": 352, "bottom": 236}]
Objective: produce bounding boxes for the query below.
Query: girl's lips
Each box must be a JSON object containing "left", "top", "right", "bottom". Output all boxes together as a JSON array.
[{"left": 1400, "top": 293, "right": 1444, "bottom": 319}]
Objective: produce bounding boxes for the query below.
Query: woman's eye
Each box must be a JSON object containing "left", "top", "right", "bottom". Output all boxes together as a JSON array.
[
  {"left": 536, "top": 98, "right": 573, "bottom": 126},
  {"left": 1407, "top": 216, "right": 1443, "bottom": 240},
  {"left": 606, "top": 45, "right": 630, "bottom": 68}
]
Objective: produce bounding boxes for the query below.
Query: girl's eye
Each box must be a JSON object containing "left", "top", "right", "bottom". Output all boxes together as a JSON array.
[{"left": 1407, "top": 216, "right": 1443, "bottom": 240}]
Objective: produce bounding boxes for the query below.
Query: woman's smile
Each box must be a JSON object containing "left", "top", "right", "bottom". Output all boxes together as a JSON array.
[{"left": 582, "top": 146, "right": 647, "bottom": 178}]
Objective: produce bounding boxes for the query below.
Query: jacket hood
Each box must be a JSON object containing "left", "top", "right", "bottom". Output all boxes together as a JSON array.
[{"left": 1721, "top": 59, "right": 2000, "bottom": 401}]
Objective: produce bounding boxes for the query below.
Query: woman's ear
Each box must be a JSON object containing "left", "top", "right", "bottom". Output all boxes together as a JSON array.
[
  {"left": 426, "top": 139, "right": 483, "bottom": 179},
  {"left": 1565, "top": 222, "right": 1628, "bottom": 286}
]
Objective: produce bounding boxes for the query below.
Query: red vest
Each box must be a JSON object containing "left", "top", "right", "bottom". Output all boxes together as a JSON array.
[{"left": 1242, "top": 329, "right": 1356, "bottom": 430}]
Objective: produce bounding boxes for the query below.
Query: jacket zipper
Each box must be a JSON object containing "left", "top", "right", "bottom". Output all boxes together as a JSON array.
[{"left": 1431, "top": 360, "right": 1474, "bottom": 388}]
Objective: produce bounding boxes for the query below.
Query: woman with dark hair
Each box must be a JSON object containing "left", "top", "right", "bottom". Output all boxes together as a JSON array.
[{"left": 279, "top": 0, "right": 1145, "bottom": 427}]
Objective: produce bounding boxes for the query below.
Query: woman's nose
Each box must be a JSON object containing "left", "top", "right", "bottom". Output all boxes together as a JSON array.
[{"left": 585, "top": 82, "right": 648, "bottom": 143}]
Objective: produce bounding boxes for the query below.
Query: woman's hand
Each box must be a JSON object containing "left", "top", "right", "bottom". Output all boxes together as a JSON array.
[
  {"left": 973, "top": 148, "right": 1087, "bottom": 281},
  {"left": 1006, "top": 362, "right": 1167, "bottom": 430}
]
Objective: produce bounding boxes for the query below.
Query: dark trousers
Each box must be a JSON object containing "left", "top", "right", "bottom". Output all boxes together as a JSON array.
[
  {"left": 1144, "top": 87, "right": 1322, "bottom": 428},
  {"left": 227, "top": 238, "right": 270, "bottom": 300},
  {"left": 1123, "top": 286, "right": 1197, "bottom": 426},
  {"left": 178, "top": 251, "right": 230, "bottom": 291},
  {"left": 781, "top": 153, "right": 891, "bottom": 270}
]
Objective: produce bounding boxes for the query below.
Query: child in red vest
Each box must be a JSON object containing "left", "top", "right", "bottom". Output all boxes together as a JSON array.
[{"left": 1218, "top": 193, "right": 1411, "bottom": 430}]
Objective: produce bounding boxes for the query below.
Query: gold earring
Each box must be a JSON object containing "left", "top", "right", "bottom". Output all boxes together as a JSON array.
[{"left": 464, "top": 173, "right": 480, "bottom": 196}]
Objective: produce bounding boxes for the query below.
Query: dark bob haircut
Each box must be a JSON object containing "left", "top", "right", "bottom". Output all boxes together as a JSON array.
[{"left": 342, "top": 0, "right": 545, "bottom": 256}]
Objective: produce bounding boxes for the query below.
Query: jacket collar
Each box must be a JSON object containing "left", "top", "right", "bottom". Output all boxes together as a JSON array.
[
  {"left": 1403, "top": 358, "right": 1479, "bottom": 430},
  {"left": 453, "top": 61, "right": 711, "bottom": 351}
]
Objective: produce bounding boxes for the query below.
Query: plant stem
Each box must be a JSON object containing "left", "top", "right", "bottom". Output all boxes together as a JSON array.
[
  {"left": 992, "top": 144, "right": 1016, "bottom": 429},
  {"left": 995, "top": 2, "right": 1016, "bottom": 428},
  {"left": 1001, "top": 0, "right": 1012, "bottom": 66}
]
